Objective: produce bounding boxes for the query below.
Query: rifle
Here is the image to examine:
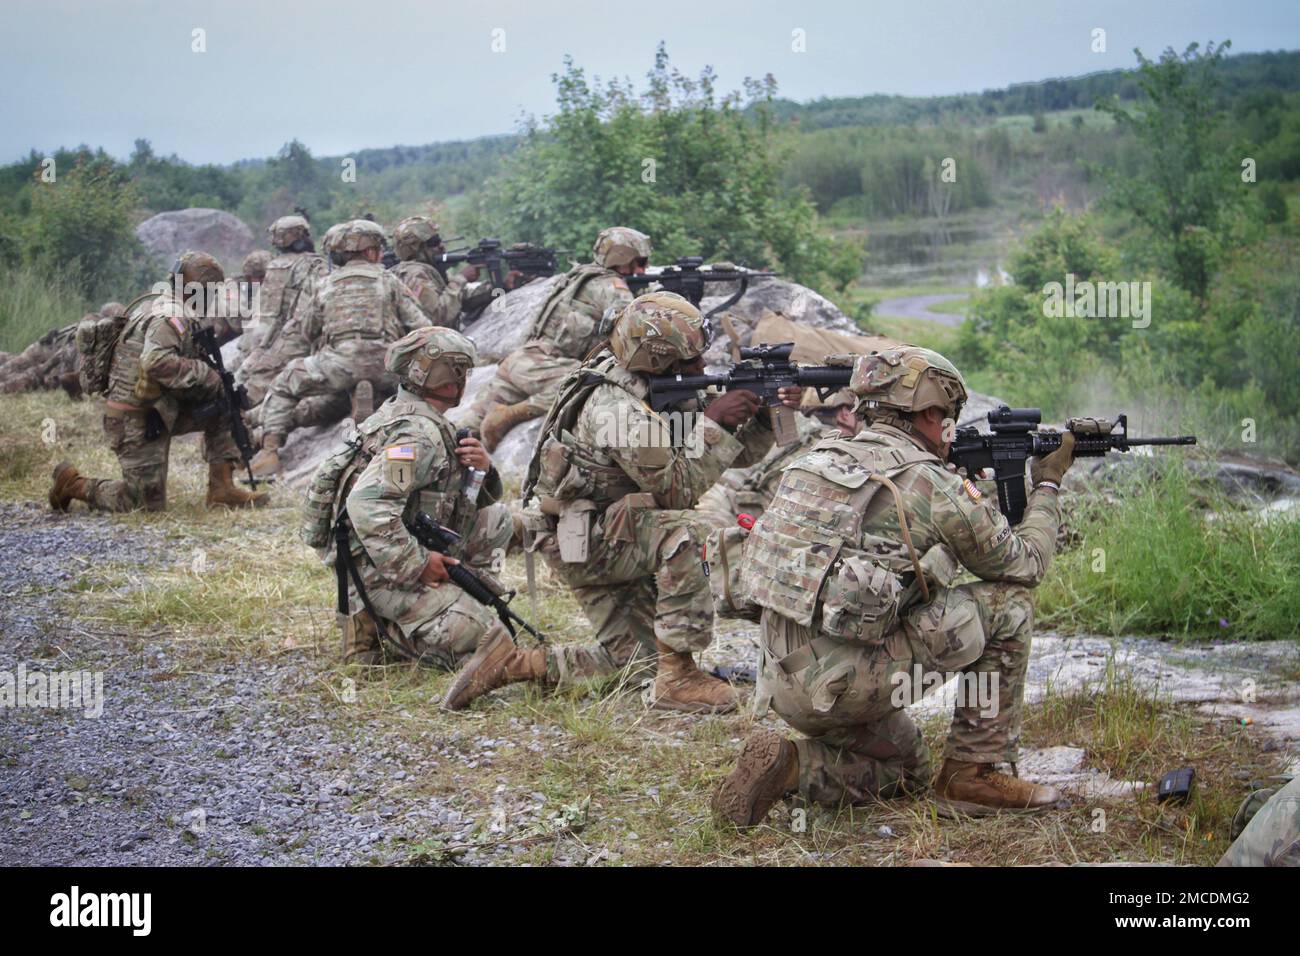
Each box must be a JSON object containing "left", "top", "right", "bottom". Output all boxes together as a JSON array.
[
  {"left": 407, "top": 512, "right": 545, "bottom": 644},
  {"left": 948, "top": 405, "right": 1198, "bottom": 525},
  {"left": 626, "top": 256, "right": 776, "bottom": 323},
  {"left": 647, "top": 341, "right": 851, "bottom": 446},
  {"left": 435, "top": 238, "right": 561, "bottom": 292},
  {"left": 194, "top": 325, "right": 259, "bottom": 488}
]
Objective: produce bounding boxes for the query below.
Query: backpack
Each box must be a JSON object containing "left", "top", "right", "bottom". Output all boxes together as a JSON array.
[{"left": 74, "top": 293, "right": 149, "bottom": 396}]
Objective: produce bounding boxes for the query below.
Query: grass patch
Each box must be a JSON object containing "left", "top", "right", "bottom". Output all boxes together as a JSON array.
[
  {"left": 1039, "top": 463, "right": 1300, "bottom": 640},
  {"left": 0, "top": 263, "right": 90, "bottom": 353}
]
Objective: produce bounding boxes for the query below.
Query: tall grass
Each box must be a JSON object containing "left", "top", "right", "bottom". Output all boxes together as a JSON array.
[
  {"left": 0, "top": 263, "right": 89, "bottom": 353},
  {"left": 1039, "top": 463, "right": 1300, "bottom": 640}
]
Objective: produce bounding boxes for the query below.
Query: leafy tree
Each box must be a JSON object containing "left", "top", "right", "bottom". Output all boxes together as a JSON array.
[
  {"left": 25, "top": 155, "right": 143, "bottom": 300},
  {"left": 1096, "top": 42, "right": 1245, "bottom": 300},
  {"left": 472, "top": 45, "right": 851, "bottom": 289}
]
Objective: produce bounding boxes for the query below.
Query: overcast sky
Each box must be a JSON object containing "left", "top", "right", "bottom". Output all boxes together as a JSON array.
[{"left": 2, "top": 0, "right": 1297, "bottom": 165}]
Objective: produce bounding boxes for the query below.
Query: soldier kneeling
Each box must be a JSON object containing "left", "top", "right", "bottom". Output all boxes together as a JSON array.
[
  {"left": 306, "top": 326, "right": 513, "bottom": 668},
  {"left": 712, "top": 347, "right": 1075, "bottom": 824}
]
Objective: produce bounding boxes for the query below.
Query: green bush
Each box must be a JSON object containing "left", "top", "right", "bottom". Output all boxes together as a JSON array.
[{"left": 1039, "top": 464, "right": 1300, "bottom": 640}]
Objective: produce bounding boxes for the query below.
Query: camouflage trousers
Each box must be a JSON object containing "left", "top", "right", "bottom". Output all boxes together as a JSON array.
[
  {"left": 247, "top": 390, "right": 352, "bottom": 433},
  {"left": 84, "top": 405, "right": 241, "bottom": 511},
  {"left": 463, "top": 342, "right": 579, "bottom": 429},
  {"left": 342, "top": 502, "right": 515, "bottom": 669},
  {"left": 1218, "top": 775, "right": 1300, "bottom": 867},
  {"left": 535, "top": 501, "right": 716, "bottom": 684},
  {"left": 233, "top": 328, "right": 312, "bottom": 408},
  {"left": 261, "top": 338, "right": 393, "bottom": 440},
  {"left": 757, "top": 581, "right": 1035, "bottom": 807}
]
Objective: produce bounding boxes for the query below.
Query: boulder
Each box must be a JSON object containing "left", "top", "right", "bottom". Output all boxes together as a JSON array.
[{"left": 136, "top": 208, "right": 257, "bottom": 274}]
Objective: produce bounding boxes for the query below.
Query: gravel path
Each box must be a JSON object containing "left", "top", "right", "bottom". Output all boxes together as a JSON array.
[
  {"left": 874, "top": 293, "right": 967, "bottom": 326},
  {"left": 0, "top": 503, "right": 572, "bottom": 866}
]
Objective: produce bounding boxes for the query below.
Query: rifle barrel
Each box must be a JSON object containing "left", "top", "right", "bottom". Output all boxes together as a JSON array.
[{"left": 1127, "top": 436, "right": 1198, "bottom": 446}]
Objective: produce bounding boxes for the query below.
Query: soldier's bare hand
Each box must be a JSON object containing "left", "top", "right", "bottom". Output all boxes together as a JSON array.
[
  {"left": 704, "top": 388, "right": 761, "bottom": 429},
  {"left": 455, "top": 436, "right": 491, "bottom": 472},
  {"left": 419, "top": 552, "right": 460, "bottom": 588},
  {"left": 776, "top": 386, "right": 802, "bottom": 409}
]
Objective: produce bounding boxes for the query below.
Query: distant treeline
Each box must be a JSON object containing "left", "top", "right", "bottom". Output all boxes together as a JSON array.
[{"left": 763, "top": 49, "right": 1300, "bottom": 129}]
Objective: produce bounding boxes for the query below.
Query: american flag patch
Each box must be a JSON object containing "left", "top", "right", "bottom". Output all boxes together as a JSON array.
[
  {"left": 386, "top": 445, "right": 416, "bottom": 461},
  {"left": 168, "top": 316, "right": 186, "bottom": 335},
  {"left": 962, "top": 477, "right": 983, "bottom": 501}
]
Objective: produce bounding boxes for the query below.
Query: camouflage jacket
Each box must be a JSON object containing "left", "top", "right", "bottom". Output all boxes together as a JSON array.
[
  {"left": 391, "top": 260, "right": 466, "bottom": 328},
  {"left": 106, "top": 289, "right": 220, "bottom": 427},
  {"left": 300, "top": 261, "right": 431, "bottom": 348},
  {"left": 343, "top": 387, "right": 503, "bottom": 586},
  {"left": 705, "top": 412, "right": 833, "bottom": 515},
  {"left": 745, "top": 421, "right": 1061, "bottom": 633},
  {"left": 526, "top": 264, "right": 633, "bottom": 359},
  {"left": 529, "top": 350, "right": 777, "bottom": 516},
  {"left": 252, "top": 251, "right": 326, "bottom": 352}
]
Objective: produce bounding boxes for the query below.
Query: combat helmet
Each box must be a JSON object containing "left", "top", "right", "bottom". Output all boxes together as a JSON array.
[
  {"left": 385, "top": 326, "right": 478, "bottom": 396},
  {"left": 240, "top": 250, "right": 271, "bottom": 281},
  {"left": 608, "top": 291, "right": 707, "bottom": 375},
  {"left": 849, "top": 347, "right": 968, "bottom": 421},
  {"left": 174, "top": 250, "right": 225, "bottom": 285},
  {"left": 335, "top": 219, "right": 387, "bottom": 254},
  {"left": 393, "top": 217, "right": 442, "bottom": 262},
  {"left": 268, "top": 214, "right": 312, "bottom": 251},
  {"left": 99, "top": 301, "right": 126, "bottom": 319},
  {"left": 592, "top": 227, "right": 651, "bottom": 269}
]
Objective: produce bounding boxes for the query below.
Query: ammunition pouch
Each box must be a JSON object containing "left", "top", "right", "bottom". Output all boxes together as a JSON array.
[{"left": 556, "top": 499, "right": 597, "bottom": 563}]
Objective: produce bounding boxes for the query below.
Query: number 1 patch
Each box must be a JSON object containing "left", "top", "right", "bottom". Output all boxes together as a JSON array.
[{"left": 385, "top": 444, "right": 417, "bottom": 493}]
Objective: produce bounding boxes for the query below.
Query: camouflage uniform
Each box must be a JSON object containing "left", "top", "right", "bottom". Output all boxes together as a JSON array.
[
  {"left": 695, "top": 412, "right": 832, "bottom": 530},
  {"left": 748, "top": 421, "right": 1060, "bottom": 804},
  {"left": 390, "top": 216, "right": 474, "bottom": 328},
  {"left": 258, "top": 228, "right": 431, "bottom": 451},
  {"left": 463, "top": 227, "right": 649, "bottom": 439},
  {"left": 523, "top": 351, "right": 777, "bottom": 683},
  {"left": 234, "top": 218, "right": 326, "bottom": 407},
  {"left": 70, "top": 288, "right": 252, "bottom": 511},
  {"left": 1219, "top": 775, "right": 1300, "bottom": 867},
  {"left": 331, "top": 385, "right": 512, "bottom": 668}
]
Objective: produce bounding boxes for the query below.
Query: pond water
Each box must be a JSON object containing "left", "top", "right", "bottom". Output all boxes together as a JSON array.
[{"left": 862, "top": 219, "right": 1018, "bottom": 288}]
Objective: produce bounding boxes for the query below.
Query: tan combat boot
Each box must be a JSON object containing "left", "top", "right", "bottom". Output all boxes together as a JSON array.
[
  {"left": 650, "top": 640, "right": 738, "bottom": 714},
  {"left": 341, "top": 611, "right": 385, "bottom": 666},
  {"left": 205, "top": 461, "right": 270, "bottom": 508},
  {"left": 442, "top": 626, "right": 548, "bottom": 710},
  {"left": 248, "top": 433, "right": 283, "bottom": 478},
  {"left": 712, "top": 728, "right": 800, "bottom": 829},
  {"left": 480, "top": 401, "right": 537, "bottom": 451},
  {"left": 351, "top": 380, "right": 374, "bottom": 423},
  {"left": 933, "top": 758, "right": 1062, "bottom": 817},
  {"left": 49, "top": 461, "right": 89, "bottom": 511}
]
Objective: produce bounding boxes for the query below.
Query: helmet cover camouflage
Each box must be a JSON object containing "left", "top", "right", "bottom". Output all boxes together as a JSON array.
[
  {"left": 99, "top": 301, "right": 126, "bottom": 319},
  {"left": 850, "top": 347, "right": 968, "bottom": 419},
  {"left": 240, "top": 250, "right": 271, "bottom": 280},
  {"left": 268, "top": 215, "right": 311, "bottom": 248},
  {"left": 608, "top": 291, "right": 707, "bottom": 374},
  {"left": 385, "top": 326, "right": 478, "bottom": 395},
  {"left": 175, "top": 250, "right": 225, "bottom": 286},
  {"left": 592, "top": 227, "right": 651, "bottom": 269},
  {"left": 321, "top": 222, "right": 348, "bottom": 255},
  {"left": 335, "top": 219, "right": 387, "bottom": 254},
  {"left": 393, "top": 217, "right": 441, "bottom": 261},
  {"left": 800, "top": 386, "right": 856, "bottom": 411}
]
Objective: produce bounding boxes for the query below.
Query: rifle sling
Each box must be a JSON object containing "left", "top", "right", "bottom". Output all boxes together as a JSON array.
[
  {"left": 333, "top": 514, "right": 436, "bottom": 668},
  {"left": 867, "top": 473, "right": 930, "bottom": 605}
]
